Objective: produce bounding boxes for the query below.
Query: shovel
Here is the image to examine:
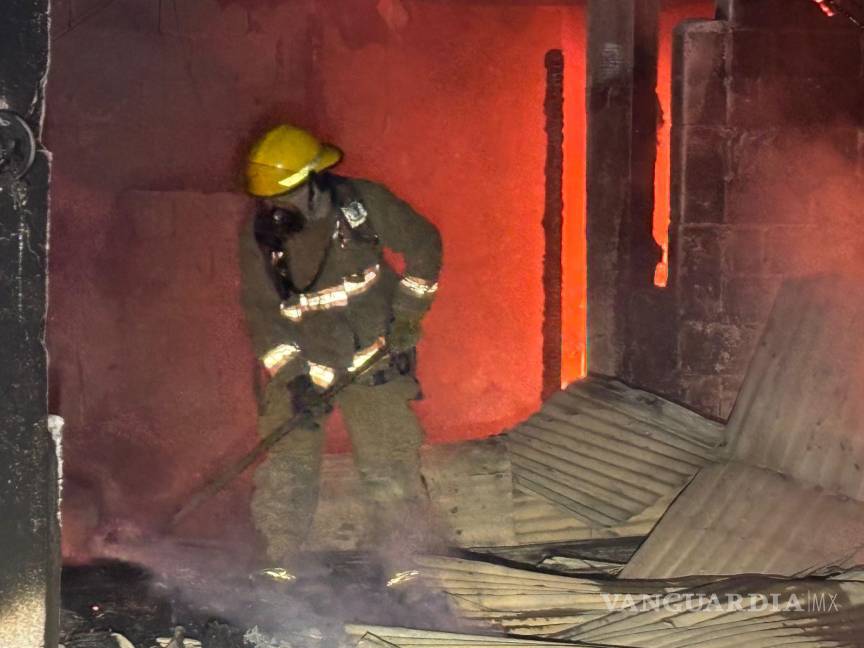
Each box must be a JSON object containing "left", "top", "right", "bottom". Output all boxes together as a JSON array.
[{"left": 170, "top": 345, "right": 391, "bottom": 529}]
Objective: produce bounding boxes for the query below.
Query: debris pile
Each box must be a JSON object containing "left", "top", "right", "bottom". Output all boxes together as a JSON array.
[
  {"left": 61, "top": 276, "right": 864, "bottom": 648},
  {"left": 336, "top": 276, "right": 864, "bottom": 648}
]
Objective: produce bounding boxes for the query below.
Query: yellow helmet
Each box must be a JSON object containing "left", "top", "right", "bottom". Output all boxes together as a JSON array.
[{"left": 246, "top": 124, "right": 343, "bottom": 197}]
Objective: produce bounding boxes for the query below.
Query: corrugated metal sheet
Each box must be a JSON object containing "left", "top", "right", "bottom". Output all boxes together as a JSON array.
[
  {"left": 409, "top": 555, "right": 864, "bottom": 648},
  {"left": 620, "top": 462, "right": 864, "bottom": 578},
  {"left": 622, "top": 277, "right": 864, "bottom": 580},
  {"left": 561, "top": 574, "right": 864, "bottom": 648},
  {"left": 728, "top": 275, "right": 864, "bottom": 500},
  {"left": 411, "top": 555, "right": 697, "bottom": 636},
  {"left": 506, "top": 376, "right": 724, "bottom": 527},
  {"left": 511, "top": 488, "right": 674, "bottom": 545},
  {"left": 308, "top": 438, "right": 515, "bottom": 550},
  {"left": 423, "top": 437, "right": 516, "bottom": 548},
  {"left": 310, "top": 376, "right": 723, "bottom": 551},
  {"left": 344, "top": 626, "right": 599, "bottom": 648}
]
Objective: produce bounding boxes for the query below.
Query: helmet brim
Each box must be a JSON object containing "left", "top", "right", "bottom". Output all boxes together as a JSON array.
[{"left": 246, "top": 144, "right": 343, "bottom": 197}]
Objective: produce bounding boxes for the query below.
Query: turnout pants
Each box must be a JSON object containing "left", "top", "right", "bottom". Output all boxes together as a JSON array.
[{"left": 251, "top": 370, "right": 426, "bottom": 564}]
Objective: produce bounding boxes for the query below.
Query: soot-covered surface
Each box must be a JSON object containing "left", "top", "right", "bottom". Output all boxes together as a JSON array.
[{"left": 61, "top": 555, "right": 462, "bottom": 648}]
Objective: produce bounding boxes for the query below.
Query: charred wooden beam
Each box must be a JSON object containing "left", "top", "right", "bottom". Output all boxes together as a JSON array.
[
  {"left": 542, "top": 49, "right": 565, "bottom": 400},
  {"left": 585, "top": 0, "right": 662, "bottom": 377}
]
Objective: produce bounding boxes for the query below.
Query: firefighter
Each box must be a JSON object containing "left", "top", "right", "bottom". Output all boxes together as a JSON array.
[{"left": 239, "top": 124, "right": 442, "bottom": 567}]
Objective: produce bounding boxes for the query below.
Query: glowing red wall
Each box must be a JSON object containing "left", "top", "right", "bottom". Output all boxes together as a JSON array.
[
  {"left": 46, "top": 0, "right": 585, "bottom": 560},
  {"left": 307, "top": 3, "right": 587, "bottom": 441}
]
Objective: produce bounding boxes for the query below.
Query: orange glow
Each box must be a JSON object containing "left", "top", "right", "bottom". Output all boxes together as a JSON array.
[
  {"left": 653, "top": 12, "right": 675, "bottom": 287},
  {"left": 654, "top": 3, "right": 717, "bottom": 288},
  {"left": 654, "top": 23, "right": 672, "bottom": 288},
  {"left": 561, "top": 7, "right": 588, "bottom": 385}
]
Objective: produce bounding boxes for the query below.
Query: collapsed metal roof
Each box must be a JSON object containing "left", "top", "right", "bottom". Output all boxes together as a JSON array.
[
  {"left": 309, "top": 375, "right": 725, "bottom": 553},
  {"left": 624, "top": 276, "right": 864, "bottom": 579},
  {"left": 506, "top": 378, "right": 725, "bottom": 527},
  {"left": 727, "top": 276, "right": 864, "bottom": 500},
  {"left": 328, "top": 275, "right": 864, "bottom": 648},
  {"left": 620, "top": 461, "right": 864, "bottom": 578},
  {"left": 360, "top": 555, "right": 864, "bottom": 648},
  {"left": 238, "top": 274, "right": 864, "bottom": 648}
]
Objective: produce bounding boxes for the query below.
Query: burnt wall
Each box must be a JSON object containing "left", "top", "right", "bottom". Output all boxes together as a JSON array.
[
  {"left": 625, "top": 0, "right": 864, "bottom": 418},
  {"left": 45, "top": 0, "right": 586, "bottom": 561},
  {"left": 0, "top": 1, "right": 59, "bottom": 646}
]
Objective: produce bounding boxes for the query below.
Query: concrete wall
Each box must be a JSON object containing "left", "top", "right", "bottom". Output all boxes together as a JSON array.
[{"left": 624, "top": 0, "right": 864, "bottom": 418}]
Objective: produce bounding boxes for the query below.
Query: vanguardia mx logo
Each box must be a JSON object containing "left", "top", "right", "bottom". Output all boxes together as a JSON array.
[{"left": 601, "top": 592, "right": 842, "bottom": 613}]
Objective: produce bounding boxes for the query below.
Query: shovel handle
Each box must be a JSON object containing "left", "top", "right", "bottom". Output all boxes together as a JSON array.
[{"left": 169, "top": 345, "right": 391, "bottom": 529}]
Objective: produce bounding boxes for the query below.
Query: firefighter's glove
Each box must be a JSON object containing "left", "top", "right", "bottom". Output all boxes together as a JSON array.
[
  {"left": 389, "top": 315, "right": 423, "bottom": 352},
  {"left": 286, "top": 374, "right": 332, "bottom": 419}
]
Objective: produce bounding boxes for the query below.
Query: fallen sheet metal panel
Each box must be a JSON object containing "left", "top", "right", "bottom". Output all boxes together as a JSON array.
[
  {"left": 345, "top": 625, "right": 601, "bottom": 648},
  {"left": 308, "top": 438, "right": 515, "bottom": 550},
  {"left": 511, "top": 488, "right": 672, "bottom": 546},
  {"left": 620, "top": 462, "right": 864, "bottom": 579},
  {"left": 506, "top": 376, "right": 724, "bottom": 527},
  {"left": 622, "top": 277, "right": 864, "bottom": 580},
  {"left": 423, "top": 437, "right": 516, "bottom": 547},
  {"left": 410, "top": 556, "right": 694, "bottom": 636},
  {"left": 727, "top": 275, "right": 864, "bottom": 500},
  {"left": 410, "top": 555, "right": 864, "bottom": 648},
  {"left": 561, "top": 573, "right": 864, "bottom": 648}
]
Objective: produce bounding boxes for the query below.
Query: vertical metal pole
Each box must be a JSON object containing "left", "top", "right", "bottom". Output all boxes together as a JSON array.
[{"left": 542, "top": 49, "right": 565, "bottom": 400}]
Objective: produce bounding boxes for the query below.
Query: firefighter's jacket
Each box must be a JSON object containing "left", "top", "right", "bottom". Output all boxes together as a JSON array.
[{"left": 239, "top": 174, "right": 442, "bottom": 383}]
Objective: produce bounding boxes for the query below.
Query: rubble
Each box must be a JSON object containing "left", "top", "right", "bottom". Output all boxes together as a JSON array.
[
  {"left": 58, "top": 276, "right": 864, "bottom": 648},
  {"left": 307, "top": 437, "right": 515, "bottom": 551},
  {"left": 344, "top": 626, "right": 592, "bottom": 648},
  {"left": 155, "top": 627, "right": 201, "bottom": 648},
  {"left": 330, "top": 275, "right": 864, "bottom": 648},
  {"left": 309, "top": 375, "right": 724, "bottom": 554},
  {"left": 621, "top": 461, "right": 864, "bottom": 578},
  {"left": 391, "top": 555, "right": 864, "bottom": 648},
  {"left": 406, "top": 555, "right": 693, "bottom": 636},
  {"left": 242, "top": 627, "right": 293, "bottom": 648},
  {"left": 624, "top": 276, "right": 864, "bottom": 579},
  {"left": 507, "top": 378, "right": 725, "bottom": 526}
]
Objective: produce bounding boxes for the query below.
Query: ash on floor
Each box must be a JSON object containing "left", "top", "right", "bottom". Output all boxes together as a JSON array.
[{"left": 60, "top": 553, "right": 462, "bottom": 648}]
